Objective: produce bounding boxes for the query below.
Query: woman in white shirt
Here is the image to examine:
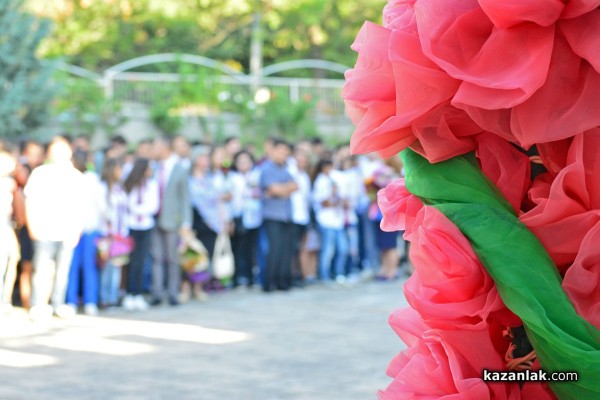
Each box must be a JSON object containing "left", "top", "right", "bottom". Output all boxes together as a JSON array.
[
  {"left": 98, "top": 158, "right": 127, "bottom": 309},
  {"left": 290, "top": 150, "right": 314, "bottom": 282},
  {"left": 229, "top": 150, "right": 262, "bottom": 288},
  {"left": 122, "top": 158, "right": 159, "bottom": 311},
  {"left": 312, "top": 159, "right": 349, "bottom": 283}
]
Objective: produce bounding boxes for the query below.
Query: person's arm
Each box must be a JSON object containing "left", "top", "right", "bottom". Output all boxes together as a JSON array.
[
  {"left": 312, "top": 176, "right": 339, "bottom": 208},
  {"left": 12, "top": 184, "right": 26, "bottom": 227},
  {"left": 24, "top": 170, "right": 42, "bottom": 240},
  {"left": 179, "top": 173, "right": 192, "bottom": 232},
  {"left": 266, "top": 181, "right": 297, "bottom": 198}
]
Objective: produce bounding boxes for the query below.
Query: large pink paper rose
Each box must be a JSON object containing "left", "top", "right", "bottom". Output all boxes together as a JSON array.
[
  {"left": 562, "top": 223, "right": 600, "bottom": 331},
  {"left": 416, "top": 0, "right": 554, "bottom": 110},
  {"left": 344, "top": 0, "right": 600, "bottom": 161},
  {"left": 343, "top": 22, "right": 417, "bottom": 159},
  {"left": 380, "top": 308, "right": 520, "bottom": 400},
  {"left": 404, "top": 204, "right": 519, "bottom": 329},
  {"left": 343, "top": 3, "right": 479, "bottom": 162},
  {"left": 520, "top": 130, "right": 600, "bottom": 271},
  {"left": 462, "top": 32, "right": 600, "bottom": 148}
]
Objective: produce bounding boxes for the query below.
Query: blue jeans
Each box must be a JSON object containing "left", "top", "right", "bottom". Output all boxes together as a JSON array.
[
  {"left": 318, "top": 226, "right": 348, "bottom": 280},
  {"left": 358, "top": 209, "right": 379, "bottom": 271},
  {"left": 66, "top": 232, "right": 100, "bottom": 306},
  {"left": 345, "top": 224, "right": 360, "bottom": 275},
  {"left": 100, "top": 261, "right": 121, "bottom": 306}
]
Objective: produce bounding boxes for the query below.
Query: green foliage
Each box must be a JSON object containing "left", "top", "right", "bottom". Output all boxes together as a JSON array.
[
  {"left": 241, "top": 87, "right": 318, "bottom": 140},
  {"left": 148, "top": 84, "right": 182, "bottom": 135},
  {"left": 30, "top": 0, "right": 386, "bottom": 75},
  {"left": 53, "top": 73, "right": 126, "bottom": 137},
  {"left": 0, "top": 0, "right": 56, "bottom": 138}
]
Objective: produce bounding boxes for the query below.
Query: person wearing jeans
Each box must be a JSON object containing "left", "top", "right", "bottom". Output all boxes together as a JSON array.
[
  {"left": 25, "top": 137, "right": 85, "bottom": 320},
  {"left": 66, "top": 231, "right": 101, "bottom": 315},
  {"left": 312, "top": 159, "right": 349, "bottom": 283},
  {"left": 66, "top": 150, "right": 104, "bottom": 316},
  {"left": 98, "top": 158, "right": 132, "bottom": 309}
]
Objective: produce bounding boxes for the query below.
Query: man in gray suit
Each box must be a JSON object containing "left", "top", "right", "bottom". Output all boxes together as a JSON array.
[{"left": 150, "top": 136, "right": 192, "bottom": 306}]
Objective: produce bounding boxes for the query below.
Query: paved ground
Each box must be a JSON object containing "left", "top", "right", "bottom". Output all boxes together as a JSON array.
[{"left": 0, "top": 279, "right": 408, "bottom": 400}]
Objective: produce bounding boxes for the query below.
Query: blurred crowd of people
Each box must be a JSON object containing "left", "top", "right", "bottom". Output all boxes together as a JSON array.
[{"left": 0, "top": 134, "right": 409, "bottom": 320}]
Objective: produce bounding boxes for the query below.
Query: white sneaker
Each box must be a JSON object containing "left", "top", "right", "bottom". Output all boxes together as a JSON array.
[
  {"left": 54, "top": 304, "right": 76, "bottom": 319},
  {"left": 335, "top": 275, "right": 347, "bottom": 284},
  {"left": 29, "top": 304, "right": 54, "bottom": 321},
  {"left": 134, "top": 295, "right": 148, "bottom": 311},
  {"left": 179, "top": 291, "right": 190, "bottom": 304},
  {"left": 195, "top": 290, "right": 209, "bottom": 303},
  {"left": 83, "top": 303, "right": 99, "bottom": 316},
  {"left": 122, "top": 295, "right": 136, "bottom": 311}
]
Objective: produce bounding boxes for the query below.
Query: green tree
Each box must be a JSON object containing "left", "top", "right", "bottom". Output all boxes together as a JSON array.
[
  {"left": 0, "top": 0, "right": 56, "bottom": 138},
  {"left": 29, "top": 0, "right": 386, "bottom": 75}
]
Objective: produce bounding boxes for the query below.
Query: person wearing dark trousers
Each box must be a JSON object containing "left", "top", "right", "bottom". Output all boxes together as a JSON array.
[
  {"left": 260, "top": 139, "right": 298, "bottom": 292},
  {"left": 150, "top": 137, "right": 192, "bottom": 306},
  {"left": 121, "top": 158, "right": 158, "bottom": 311},
  {"left": 229, "top": 150, "right": 262, "bottom": 288},
  {"left": 231, "top": 227, "right": 259, "bottom": 287},
  {"left": 263, "top": 220, "right": 295, "bottom": 291}
]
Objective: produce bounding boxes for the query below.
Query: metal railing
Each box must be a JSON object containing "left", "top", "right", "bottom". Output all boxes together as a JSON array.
[{"left": 58, "top": 54, "right": 350, "bottom": 119}]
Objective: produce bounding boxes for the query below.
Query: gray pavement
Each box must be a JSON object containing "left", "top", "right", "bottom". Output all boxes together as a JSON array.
[{"left": 0, "top": 279, "right": 408, "bottom": 400}]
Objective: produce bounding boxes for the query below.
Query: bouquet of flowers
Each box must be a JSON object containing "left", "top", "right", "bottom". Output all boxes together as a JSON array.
[{"left": 179, "top": 230, "right": 210, "bottom": 282}]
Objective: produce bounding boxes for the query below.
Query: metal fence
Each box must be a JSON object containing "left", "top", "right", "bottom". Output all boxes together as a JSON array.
[{"left": 58, "top": 54, "right": 350, "bottom": 119}]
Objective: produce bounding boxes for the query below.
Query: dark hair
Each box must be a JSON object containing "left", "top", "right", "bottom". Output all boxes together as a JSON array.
[
  {"left": 72, "top": 149, "right": 88, "bottom": 173},
  {"left": 111, "top": 135, "right": 128, "bottom": 146},
  {"left": 101, "top": 158, "right": 121, "bottom": 193},
  {"left": 311, "top": 158, "right": 333, "bottom": 183},
  {"left": 224, "top": 136, "right": 239, "bottom": 145},
  {"left": 231, "top": 150, "right": 255, "bottom": 172},
  {"left": 190, "top": 140, "right": 210, "bottom": 147},
  {"left": 59, "top": 133, "right": 73, "bottom": 144},
  {"left": 311, "top": 137, "right": 323, "bottom": 145},
  {"left": 123, "top": 158, "right": 150, "bottom": 193},
  {"left": 20, "top": 139, "right": 41, "bottom": 154},
  {"left": 272, "top": 138, "right": 291, "bottom": 149}
]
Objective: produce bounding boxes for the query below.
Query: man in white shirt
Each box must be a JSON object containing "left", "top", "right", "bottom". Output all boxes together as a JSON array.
[{"left": 25, "top": 137, "right": 85, "bottom": 320}]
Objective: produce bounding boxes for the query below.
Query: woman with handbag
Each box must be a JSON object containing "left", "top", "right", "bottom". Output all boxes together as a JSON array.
[
  {"left": 98, "top": 158, "right": 131, "bottom": 310},
  {"left": 188, "top": 146, "right": 230, "bottom": 294},
  {"left": 122, "top": 158, "right": 159, "bottom": 311}
]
